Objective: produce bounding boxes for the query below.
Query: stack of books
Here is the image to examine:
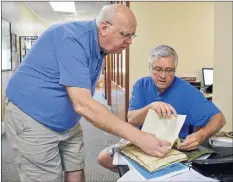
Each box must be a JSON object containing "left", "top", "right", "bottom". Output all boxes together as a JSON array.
[
  {"left": 209, "top": 136, "right": 233, "bottom": 147},
  {"left": 209, "top": 131, "right": 233, "bottom": 147}
]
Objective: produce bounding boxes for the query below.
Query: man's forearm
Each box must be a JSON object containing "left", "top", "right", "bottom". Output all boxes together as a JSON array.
[
  {"left": 127, "top": 105, "right": 150, "bottom": 126},
  {"left": 198, "top": 113, "right": 226, "bottom": 141},
  {"left": 74, "top": 96, "right": 143, "bottom": 146}
]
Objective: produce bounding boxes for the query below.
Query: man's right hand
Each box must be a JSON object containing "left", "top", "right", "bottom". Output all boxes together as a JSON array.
[
  {"left": 137, "top": 131, "right": 171, "bottom": 157},
  {"left": 149, "top": 101, "right": 177, "bottom": 118}
]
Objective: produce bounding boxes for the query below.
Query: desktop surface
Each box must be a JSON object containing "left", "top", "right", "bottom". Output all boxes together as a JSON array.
[
  {"left": 117, "top": 140, "right": 233, "bottom": 180},
  {"left": 192, "top": 157, "right": 233, "bottom": 182}
]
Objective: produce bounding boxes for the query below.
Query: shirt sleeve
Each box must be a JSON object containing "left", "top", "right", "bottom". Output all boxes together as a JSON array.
[
  {"left": 128, "top": 80, "right": 146, "bottom": 111},
  {"left": 55, "top": 37, "right": 91, "bottom": 90},
  {"left": 188, "top": 91, "right": 220, "bottom": 127}
]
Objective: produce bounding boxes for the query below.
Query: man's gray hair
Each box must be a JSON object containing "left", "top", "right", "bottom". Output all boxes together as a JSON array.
[
  {"left": 149, "top": 45, "right": 178, "bottom": 67},
  {"left": 96, "top": 4, "right": 116, "bottom": 26}
]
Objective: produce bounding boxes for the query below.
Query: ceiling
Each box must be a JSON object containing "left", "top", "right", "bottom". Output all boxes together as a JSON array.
[{"left": 25, "top": 1, "right": 110, "bottom": 26}]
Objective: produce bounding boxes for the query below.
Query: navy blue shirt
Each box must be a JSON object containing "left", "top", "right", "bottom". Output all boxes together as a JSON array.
[
  {"left": 6, "top": 20, "right": 105, "bottom": 132},
  {"left": 129, "top": 76, "right": 220, "bottom": 138}
]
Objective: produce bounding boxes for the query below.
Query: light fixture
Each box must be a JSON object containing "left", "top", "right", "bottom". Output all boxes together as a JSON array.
[{"left": 49, "top": 2, "right": 75, "bottom": 13}]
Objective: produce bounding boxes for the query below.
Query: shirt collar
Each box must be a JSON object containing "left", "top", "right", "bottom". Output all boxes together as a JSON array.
[
  {"left": 91, "top": 20, "right": 102, "bottom": 60},
  {"left": 151, "top": 76, "right": 177, "bottom": 96},
  {"left": 91, "top": 20, "right": 108, "bottom": 59}
]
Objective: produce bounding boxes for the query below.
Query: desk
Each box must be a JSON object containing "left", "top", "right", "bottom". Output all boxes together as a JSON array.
[{"left": 117, "top": 141, "right": 233, "bottom": 180}]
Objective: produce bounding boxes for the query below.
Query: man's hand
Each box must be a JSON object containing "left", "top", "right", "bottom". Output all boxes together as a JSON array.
[
  {"left": 149, "top": 102, "right": 177, "bottom": 118},
  {"left": 177, "top": 131, "right": 204, "bottom": 151},
  {"left": 137, "top": 132, "right": 171, "bottom": 157}
]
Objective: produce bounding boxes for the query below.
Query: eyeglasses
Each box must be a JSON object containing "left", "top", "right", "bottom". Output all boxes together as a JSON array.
[
  {"left": 150, "top": 65, "right": 176, "bottom": 76},
  {"left": 105, "top": 21, "right": 137, "bottom": 39}
]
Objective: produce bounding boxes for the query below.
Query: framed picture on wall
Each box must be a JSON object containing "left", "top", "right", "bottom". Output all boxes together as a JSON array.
[
  {"left": 11, "top": 33, "right": 17, "bottom": 52},
  {"left": 19, "top": 36, "right": 38, "bottom": 62},
  {"left": 1, "top": 18, "right": 12, "bottom": 71}
]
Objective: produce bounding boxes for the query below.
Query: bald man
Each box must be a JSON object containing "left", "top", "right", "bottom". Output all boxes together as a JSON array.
[{"left": 4, "top": 4, "right": 170, "bottom": 182}]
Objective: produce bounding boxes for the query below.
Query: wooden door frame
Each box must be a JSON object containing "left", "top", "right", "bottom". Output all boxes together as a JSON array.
[{"left": 125, "top": 1, "right": 130, "bottom": 121}]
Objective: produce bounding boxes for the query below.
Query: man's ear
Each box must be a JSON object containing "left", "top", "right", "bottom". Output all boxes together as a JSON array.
[
  {"left": 98, "top": 21, "right": 109, "bottom": 37},
  {"left": 149, "top": 64, "right": 152, "bottom": 73}
]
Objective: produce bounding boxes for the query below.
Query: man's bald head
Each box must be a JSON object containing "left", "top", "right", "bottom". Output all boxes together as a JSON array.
[
  {"left": 96, "top": 4, "right": 137, "bottom": 54},
  {"left": 96, "top": 4, "right": 137, "bottom": 27}
]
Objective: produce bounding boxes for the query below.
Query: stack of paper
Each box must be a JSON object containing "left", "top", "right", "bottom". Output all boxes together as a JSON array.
[
  {"left": 120, "top": 144, "right": 187, "bottom": 172},
  {"left": 209, "top": 136, "right": 233, "bottom": 147},
  {"left": 123, "top": 156, "right": 189, "bottom": 181},
  {"left": 120, "top": 110, "right": 188, "bottom": 172},
  {"left": 117, "top": 168, "right": 218, "bottom": 182}
]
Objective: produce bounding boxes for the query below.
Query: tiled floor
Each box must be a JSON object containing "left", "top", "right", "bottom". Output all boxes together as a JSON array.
[{"left": 1, "top": 88, "right": 120, "bottom": 182}]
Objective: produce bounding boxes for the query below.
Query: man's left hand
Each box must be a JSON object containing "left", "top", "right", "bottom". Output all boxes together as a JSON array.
[{"left": 177, "top": 131, "right": 204, "bottom": 151}]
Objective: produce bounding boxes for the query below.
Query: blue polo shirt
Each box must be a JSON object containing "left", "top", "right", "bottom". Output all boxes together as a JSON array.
[
  {"left": 6, "top": 20, "right": 105, "bottom": 132},
  {"left": 129, "top": 76, "right": 220, "bottom": 138}
]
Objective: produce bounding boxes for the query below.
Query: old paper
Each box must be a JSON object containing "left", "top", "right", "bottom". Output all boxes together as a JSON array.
[
  {"left": 120, "top": 110, "right": 187, "bottom": 173},
  {"left": 141, "top": 109, "right": 186, "bottom": 148},
  {"left": 121, "top": 144, "right": 187, "bottom": 173}
]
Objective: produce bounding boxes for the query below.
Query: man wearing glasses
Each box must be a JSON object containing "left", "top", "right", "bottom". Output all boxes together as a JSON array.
[
  {"left": 4, "top": 4, "right": 171, "bottom": 182},
  {"left": 98, "top": 45, "right": 226, "bottom": 172}
]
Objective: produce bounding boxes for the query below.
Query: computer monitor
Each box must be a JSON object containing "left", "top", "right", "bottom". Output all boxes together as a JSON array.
[{"left": 202, "top": 68, "right": 213, "bottom": 87}]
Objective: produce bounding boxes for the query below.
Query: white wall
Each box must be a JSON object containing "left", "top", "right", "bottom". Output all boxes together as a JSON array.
[
  {"left": 1, "top": 1, "right": 48, "bottom": 92},
  {"left": 129, "top": 2, "right": 214, "bottom": 96},
  {"left": 213, "top": 2, "right": 232, "bottom": 131}
]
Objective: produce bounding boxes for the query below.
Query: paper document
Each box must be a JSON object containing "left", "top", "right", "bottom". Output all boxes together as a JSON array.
[
  {"left": 182, "top": 145, "right": 217, "bottom": 162},
  {"left": 123, "top": 156, "right": 189, "bottom": 181},
  {"left": 117, "top": 168, "right": 217, "bottom": 181},
  {"left": 120, "top": 110, "right": 187, "bottom": 173},
  {"left": 120, "top": 144, "right": 187, "bottom": 172},
  {"left": 141, "top": 109, "right": 186, "bottom": 147}
]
